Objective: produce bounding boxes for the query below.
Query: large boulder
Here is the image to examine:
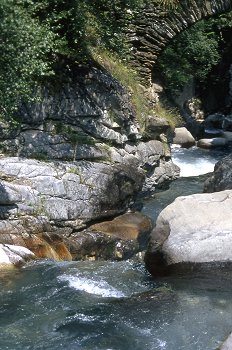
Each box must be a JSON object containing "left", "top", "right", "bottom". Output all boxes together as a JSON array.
[
  {"left": 204, "top": 154, "right": 232, "bottom": 192},
  {"left": 124, "top": 140, "right": 180, "bottom": 194},
  {"left": 145, "top": 190, "right": 232, "bottom": 276},
  {"left": 172, "top": 127, "right": 195, "bottom": 148}
]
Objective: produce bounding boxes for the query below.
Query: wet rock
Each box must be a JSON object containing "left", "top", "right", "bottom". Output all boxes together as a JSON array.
[
  {"left": 64, "top": 212, "right": 153, "bottom": 261},
  {"left": 204, "top": 154, "right": 232, "bottom": 192},
  {"left": 90, "top": 212, "right": 153, "bottom": 241},
  {"left": 65, "top": 230, "right": 140, "bottom": 261},
  {"left": 145, "top": 190, "right": 232, "bottom": 276},
  {"left": 172, "top": 127, "right": 195, "bottom": 148},
  {"left": 197, "top": 137, "right": 228, "bottom": 149}
]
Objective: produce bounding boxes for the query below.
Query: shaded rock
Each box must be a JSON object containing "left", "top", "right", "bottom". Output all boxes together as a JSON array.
[
  {"left": 136, "top": 140, "right": 164, "bottom": 168},
  {"left": 204, "top": 113, "right": 225, "bottom": 129},
  {"left": 172, "top": 127, "right": 195, "bottom": 148},
  {"left": 0, "top": 244, "right": 34, "bottom": 269},
  {"left": 64, "top": 230, "right": 140, "bottom": 261},
  {"left": 220, "top": 131, "right": 232, "bottom": 142},
  {"left": 204, "top": 154, "right": 232, "bottom": 192},
  {"left": 197, "top": 137, "right": 228, "bottom": 149},
  {"left": 142, "top": 159, "right": 180, "bottom": 194},
  {"left": 222, "top": 115, "right": 232, "bottom": 131},
  {"left": 144, "top": 115, "right": 170, "bottom": 140},
  {"left": 6, "top": 130, "right": 110, "bottom": 161},
  {"left": 145, "top": 190, "right": 232, "bottom": 276}
]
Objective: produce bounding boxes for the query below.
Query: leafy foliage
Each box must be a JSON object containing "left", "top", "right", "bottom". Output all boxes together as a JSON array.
[
  {"left": 0, "top": 0, "right": 58, "bottom": 117},
  {"left": 0, "top": 0, "right": 145, "bottom": 119},
  {"left": 1, "top": 0, "right": 232, "bottom": 121},
  {"left": 154, "top": 13, "right": 232, "bottom": 95}
]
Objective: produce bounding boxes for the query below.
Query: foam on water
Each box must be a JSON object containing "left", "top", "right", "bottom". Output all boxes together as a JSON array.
[
  {"left": 59, "top": 274, "right": 125, "bottom": 298},
  {"left": 171, "top": 146, "right": 223, "bottom": 177},
  {"left": 174, "top": 158, "right": 216, "bottom": 177}
]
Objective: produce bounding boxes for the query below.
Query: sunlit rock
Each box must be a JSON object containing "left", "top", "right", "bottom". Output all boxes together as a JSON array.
[
  {"left": 0, "top": 244, "right": 34, "bottom": 269},
  {"left": 172, "top": 127, "right": 195, "bottom": 148},
  {"left": 145, "top": 190, "right": 232, "bottom": 276}
]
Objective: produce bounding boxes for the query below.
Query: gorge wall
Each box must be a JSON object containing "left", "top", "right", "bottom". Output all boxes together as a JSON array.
[{"left": 0, "top": 63, "right": 179, "bottom": 264}]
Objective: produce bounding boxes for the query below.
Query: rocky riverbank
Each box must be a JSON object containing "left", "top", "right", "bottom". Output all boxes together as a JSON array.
[
  {"left": 0, "top": 63, "right": 179, "bottom": 268},
  {"left": 145, "top": 151, "right": 232, "bottom": 276}
]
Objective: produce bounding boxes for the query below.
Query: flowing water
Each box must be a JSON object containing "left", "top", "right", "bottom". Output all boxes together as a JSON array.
[{"left": 1, "top": 147, "right": 232, "bottom": 350}]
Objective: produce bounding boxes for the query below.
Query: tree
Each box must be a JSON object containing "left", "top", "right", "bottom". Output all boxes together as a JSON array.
[{"left": 0, "top": 0, "right": 57, "bottom": 118}]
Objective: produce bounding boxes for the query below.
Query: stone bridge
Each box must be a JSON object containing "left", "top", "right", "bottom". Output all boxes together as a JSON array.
[{"left": 129, "top": 0, "right": 232, "bottom": 85}]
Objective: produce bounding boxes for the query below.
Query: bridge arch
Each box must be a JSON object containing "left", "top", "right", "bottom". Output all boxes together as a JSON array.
[{"left": 129, "top": 0, "right": 232, "bottom": 85}]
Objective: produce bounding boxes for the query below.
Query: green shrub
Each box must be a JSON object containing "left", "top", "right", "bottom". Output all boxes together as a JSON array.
[{"left": 154, "top": 13, "right": 232, "bottom": 95}]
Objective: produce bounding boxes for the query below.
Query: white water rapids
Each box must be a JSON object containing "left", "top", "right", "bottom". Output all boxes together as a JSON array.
[{"left": 171, "top": 145, "right": 226, "bottom": 177}]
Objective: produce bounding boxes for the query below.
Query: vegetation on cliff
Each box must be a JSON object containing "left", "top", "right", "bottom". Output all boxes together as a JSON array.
[
  {"left": 155, "top": 12, "right": 232, "bottom": 95},
  {"left": 1, "top": 0, "right": 232, "bottom": 127}
]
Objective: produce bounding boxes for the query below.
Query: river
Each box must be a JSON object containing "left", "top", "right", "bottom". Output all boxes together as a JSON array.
[{"left": 0, "top": 147, "right": 232, "bottom": 350}]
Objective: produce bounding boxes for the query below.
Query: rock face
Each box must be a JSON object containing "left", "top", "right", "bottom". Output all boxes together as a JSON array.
[
  {"left": 0, "top": 63, "right": 179, "bottom": 262},
  {"left": 204, "top": 154, "right": 232, "bottom": 192},
  {"left": 172, "top": 127, "right": 195, "bottom": 148},
  {"left": 2, "top": 65, "right": 140, "bottom": 160},
  {"left": 145, "top": 190, "right": 232, "bottom": 276},
  {"left": 0, "top": 157, "right": 144, "bottom": 227}
]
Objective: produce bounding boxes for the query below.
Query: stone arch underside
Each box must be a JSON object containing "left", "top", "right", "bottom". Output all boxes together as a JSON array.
[{"left": 129, "top": 0, "right": 232, "bottom": 85}]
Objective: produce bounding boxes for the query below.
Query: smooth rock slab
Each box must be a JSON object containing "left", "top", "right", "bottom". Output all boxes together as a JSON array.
[
  {"left": 145, "top": 190, "right": 232, "bottom": 276},
  {"left": 197, "top": 137, "right": 228, "bottom": 149},
  {"left": 220, "top": 332, "right": 232, "bottom": 350},
  {"left": 0, "top": 244, "right": 34, "bottom": 268}
]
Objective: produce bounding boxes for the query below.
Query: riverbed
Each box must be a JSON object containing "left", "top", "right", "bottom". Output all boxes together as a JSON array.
[{"left": 0, "top": 147, "right": 231, "bottom": 350}]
